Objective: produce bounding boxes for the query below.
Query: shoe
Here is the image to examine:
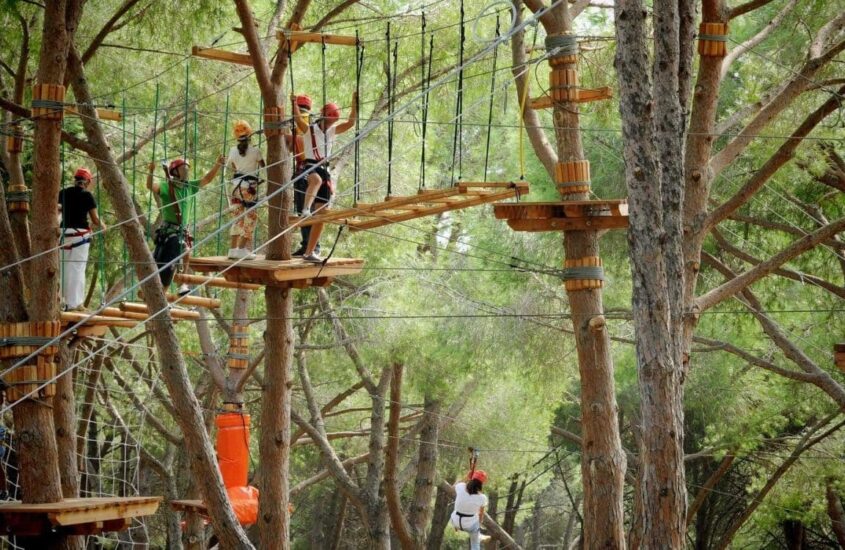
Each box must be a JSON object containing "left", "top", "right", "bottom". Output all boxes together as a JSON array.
[
  {"left": 300, "top": 208, "right": 312, "bottom": 218},
  {"left": 242, "top": 250, "right": 257, "bottom": 260},
  {"left": 292, "top": 247, "right": 305, "bottom": 257},
  {"left": 303, "top": 252, "right": 323, "bottom": 264},
  {"left": 479, "top": 534, "right": 491, "bottom": 542},
  {"left": 227, "top": 247, "right": 244, "bottom": 259},
  {"left": 177, "top": 284, "right": 191, "bottom": 296}
]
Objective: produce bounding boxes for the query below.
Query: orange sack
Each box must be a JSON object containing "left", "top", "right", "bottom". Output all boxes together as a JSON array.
[
  {"left": 215, "top": 413, "right": 250, "bottom": 488},
  {"left": 228, "top": 485, "right": 259, "bottom": 526}
]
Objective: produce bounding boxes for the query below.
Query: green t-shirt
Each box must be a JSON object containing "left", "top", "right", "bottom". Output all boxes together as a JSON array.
[{"left": 159, "top": 179, "right": 199, "bottom": 226}]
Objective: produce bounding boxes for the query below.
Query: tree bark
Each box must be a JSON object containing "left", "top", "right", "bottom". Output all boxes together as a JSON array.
[
  {"left": 826, "top": 482, "right": 845, "bottom": 548},
  {"left": 426, "top": 482, "right": 452, "bottom": 550},
  {"left": 407, "top": 396, "right": 439, "bottom": 546},
  {"left": 385, "top": 363, "right": 414, "bottom": 549}
]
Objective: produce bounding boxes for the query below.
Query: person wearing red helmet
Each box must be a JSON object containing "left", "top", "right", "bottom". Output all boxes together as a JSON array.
[
  {"left": 451, "top": 470, "right": 491, "bottom": 549},
  {"left": 287, "top": 94, "right": 319, "bottom": 257},
  {"left": 146, "top": 154, "right": 224, "bottom": 292},
  {"left": 58, "top": 167, "right": 106, "bottom": 311},
  {"left": 290, "top": 91, "right": 357, "bottom": 262}
]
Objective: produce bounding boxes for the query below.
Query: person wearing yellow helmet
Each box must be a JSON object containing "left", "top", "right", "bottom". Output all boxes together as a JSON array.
[{"left": 226, "top": 120, "right": 265, "bottom": 260}]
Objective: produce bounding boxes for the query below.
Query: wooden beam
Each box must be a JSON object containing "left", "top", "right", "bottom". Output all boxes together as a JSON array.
[
  {"left": 276, "top": 30, "right": 358, "bottom": 47},
  {"left": 173, "top": 273, "right": 261, "bottom": 290},
  {"left": 506, "top": 216, "right": 629, "bottom": 232},
  {"left": 163, "top": 294, "right": 221, "bottom": 309},
  {"left": 0, "top": 497, "right": 161, "bottom": 536},
  {"left": 191, "top": 46, "right": 253, "bottom": 66},
  {"left": 64, "top": 107, "right": 122, "bottom": 122},
  {"left": 529, "top": 87, "right": 613, "bottom": 109},
  {"left": 61, "top": 312, "right": 138, "bottom": 328},
  {"left": 188, "top": 256, "right": 364, "bottom": 288}
]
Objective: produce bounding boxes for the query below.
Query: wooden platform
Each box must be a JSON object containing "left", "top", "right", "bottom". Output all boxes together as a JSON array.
[
  {"left": 291, "top": 182, "right": 529, "bottom": 231},
  {"left": 0, "top": 496, "right": 161, "bottom": 536},
  {"left": 493, "top": 200, "right": 629, "bottom": 232},
  {"left": 189, "top": 256, "right": 364, "bottom": 288},
  {"left": 170, "top": 499, "right": 208, "bottom": 516}
]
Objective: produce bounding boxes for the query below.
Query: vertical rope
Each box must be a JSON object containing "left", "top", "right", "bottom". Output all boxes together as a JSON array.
[
  {"left": 386, "top": 23, "right": 393, "bottom": 197},
  {"left": 418, "top": 14, "right": 427, "bottom": 192},
  {"left": 517, "top": 25, "right": 538, "bottom": 181},
  {"left": 419, "top": 34, "right": 433, "bottom": 192},
  {"left": 216, "top": 94, "right": 230, "bottom": 256},
  {"left": 354, "top": 32, "right": 362, "bottom": 205},
  {"left": 96, "top": 166, "right": 106, "bottom": 304},
  {"left": 121, "top": 95, "right": 128, "bottom": 293},
  {"left": 147, "top": 84, "right": 160, "bottom": 237},
  {"left": 321, "top": 37, "right": 329, "bottom": 158},
  {"left": 192, "top": 108, "right": 198, "bottom": 253},
  {"left": 483, "top": 16, "right": 501, "bottom": 182},
  {"left": 130, "top": 115, "right": 137, "bottom": 299},
  {"left": 183, "top": 61, "right": 190, "bottom": 159},
  {"left": 451, "top": 0, "right": 466, "bottom": 185}
]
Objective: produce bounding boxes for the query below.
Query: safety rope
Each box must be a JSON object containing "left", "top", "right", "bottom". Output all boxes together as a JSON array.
[
  {"left": 483, "top": 16, "right": 500, "bottom": 182},
  {"left": 130, "top": 112, "right": 138, "bottom": 300},
  {"left": 561, "top": 266, "right": 605, "bottom": 281},
  {"left": 97, "top": 167, "right": 106, "bottom": 303},
  {"left": 183, "top": 61, "right": 190, "bottom": 160},
  {"left": 450, "top": 0, "right": 466, "bottom": 185},
  {"left": 419, "top": 34, "right": 434, "bottom": 192},
  {"left": 418, "top": 14, "right": 428, "bottom": 192},
  {"left": 216, "top": 94, "right": 230, "bottom": 256},
  {"left": 354, "top": 33, "right": 363, "bottom": 204},
  {"left": 517, "top": 24, "right": 539, "bottom": 180},
  {"left": 321, "top": 37, "right": 329, "bottom": 158},
  {"left": 147, "top": 84, "right": 160, "bottom": 237},
  {"left": 121, "top": 95, "right": 129, "bottom": 295},
  {"left": 386, "top": 23, "right": 394, "bottom": 197}
]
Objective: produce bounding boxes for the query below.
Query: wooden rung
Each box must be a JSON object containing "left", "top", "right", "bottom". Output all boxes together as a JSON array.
[
  {"left": 60, "top": 312, "right": 138, "bottom": 328},
  {"left": 277, "top": 30, "right": 358, "bottom": 47},
  {"left": 457, "top": 182, "right": 530, "bottom": 192},
  {"left": 100, "top": 307, "right": 148, "bottom": 321},
  {"left": 164, "top": 294, "right": 221, "bottom": 309},
  {"left": 192, "top": 46, "right": 253, "bottom": 66},
  {"left": 0, "top": 497, "right": 161, "bottom": 536},
  {"left": 529, "top": 87, "right": 613, "bottom": 109},
  {"left": 115, "top": 303, "right": 201, "bottom": 321},
  {"left": 63, "top": 107, "right": 122, "bottom": 122},
  {"left": 173, "top": 273, "right": 261, "bottom": 290}
]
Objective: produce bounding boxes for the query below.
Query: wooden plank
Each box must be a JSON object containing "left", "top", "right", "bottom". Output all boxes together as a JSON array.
[
  {"left": 506, "top": 216, "right": 629, "bottom": 232},
  {"left": 170, "top": 499, "right": 208, "bottom": 515},
  {"left": 349, "top": 189, "right": 521, "bottom": 231},
  {"left": 191, "top": 46, "right": 253, "bottom": 66},
  {"left": 164, "top": 294, "right": 221, "bottom": 309},
  {"left": 277, "top": 30, "right": 357, "bottom": 46},
  {"left": 116, "top": 303, "right": 201, "bottom": 321},
  {"left": 61, "top": 312, "right": 138, "bottom": 328},
  {"left": 493, "top": 200, "right": 628, "bottom": 220},
  {"left": 64, "top": 107, "right": 122, "bottom": 122},
  {"left": 295, "top": 188, "right": 464, "bottom": 227},
  {"left": 0, "top": 497, "right": 161, "bottom": 535},
  {"left": 529, "top": 87, "right": 613, "bottom": 109},
  {"left": 68, "top": 325, "right": 108, "bottom": 338},
  {"left": 189, "top": 256, "right": 364, "bottom": 288},
  {"left": 457, "top": 181, "right": 530, "bottom": 193},
  {"left": 173, "top": 273, "right": 261, "bottom": 290}
]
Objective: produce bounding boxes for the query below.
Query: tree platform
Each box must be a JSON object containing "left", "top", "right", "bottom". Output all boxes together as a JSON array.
[
  {"left": 290, "top": 182, "right": 529, "bottom": 231},
  {"left": 0, "top": 496, "right": 161, "bottom": 536},
  {"left": 189, "top": 256, "right": 364, "bottom": 289},
  {"left": 493, "top": 200, "right": 629, "bottom": 232},
  {"left": 170, "top": 499, "right": 208, "bottom": 516}
]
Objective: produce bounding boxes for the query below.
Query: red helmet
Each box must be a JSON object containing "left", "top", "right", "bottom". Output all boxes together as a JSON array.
[
  {"left": 321, "top": 102, "right": 341, "bottom": 121},
  {"left": 470, "top": 470, "right": 488, "bottom": 484},
  {"left": 295, "top": 94, "right": 312, "bottom": 110},
  {"left": 74, "top": 167, "right": 93, "bottom": 183},
  {"left": 168, "top": 158, "right": 190, "bottom": 176}
]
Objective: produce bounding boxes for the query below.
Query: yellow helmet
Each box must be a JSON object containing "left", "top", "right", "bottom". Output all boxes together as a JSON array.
[{"left": 233, "top": 120, "right": 253, "bottom": 140}]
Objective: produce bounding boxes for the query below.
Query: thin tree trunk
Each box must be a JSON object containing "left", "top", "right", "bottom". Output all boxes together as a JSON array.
[
  {"left": 408, "top": 396, "right": 440, "bottom": 547},
  {"left": 426, "top": 483, "right": 452, "bottom": 550},
  {"left": 826, "top": 482, "right": 845, "bottom": 547}
]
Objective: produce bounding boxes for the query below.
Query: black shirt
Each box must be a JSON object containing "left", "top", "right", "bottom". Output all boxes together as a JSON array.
[{"left": 58, "top": 185, "right": 97, "bottom": 229}]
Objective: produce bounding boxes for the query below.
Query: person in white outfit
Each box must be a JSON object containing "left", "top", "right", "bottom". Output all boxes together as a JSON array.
[
  {"left": 226, "top": 120, "right": 265, "bottom": 260},
  {"left": 452, "top": 470, "right": 490, "bottom": 550},
  {"left": 58, "top": 167, "right": 106, "bottom": 310}
]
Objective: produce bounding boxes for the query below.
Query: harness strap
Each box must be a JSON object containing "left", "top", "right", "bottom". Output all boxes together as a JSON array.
[{"left": 308, "top": 124, "right": 323, "bottom": 162}]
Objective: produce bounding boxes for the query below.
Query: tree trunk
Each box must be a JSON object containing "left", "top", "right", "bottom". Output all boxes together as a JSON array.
[
  {"left": 65, "top": 48, "right": 253, "bottom": 549},
  {"left": 781, "top": 519, "right": 806, "bottom": 550},
  {"left": 408, "top": 396, "right": 439, "bottom": 547},
  {"left": 385, "top": 363, "right": 414, "bottom": 549},
  {"left": 426, "top": 482, "right": 452, "bottom": 550},
  {"left": 13, "top": 4, "right": 80, "bottom": 549},
  {"left": 826, "top": 483, "right": 845, "bottom": 548},
  {"left": 328, "top": 488, "right": 350, "bottom": 550}
]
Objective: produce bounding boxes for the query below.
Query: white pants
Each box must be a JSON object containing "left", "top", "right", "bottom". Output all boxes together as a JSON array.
[
  {"left": 61, "top": 229, "right": 91, "bottom": 309},
  {"left": 451, "top": 513, "right": 482, "bottom": 550}
]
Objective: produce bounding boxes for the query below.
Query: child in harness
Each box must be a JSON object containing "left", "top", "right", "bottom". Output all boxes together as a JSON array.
[{"left": 226, "top": 120, "right": 265, "bottom": 260}]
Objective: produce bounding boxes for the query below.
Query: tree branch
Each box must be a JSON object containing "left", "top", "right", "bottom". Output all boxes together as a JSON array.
[
  {"left": 729, "top": 0, "right": 777, "bottom": 19},
  {"left": 80, "top": 0, "right": 145, "bottom": 65},
  {"left": 696, "top": 216, "right": 845, "bottom": 311},
  {"left": 722, "top": 0, "right": 798, "bottom": 78}
]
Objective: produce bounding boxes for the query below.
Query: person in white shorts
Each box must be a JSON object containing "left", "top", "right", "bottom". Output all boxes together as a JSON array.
[
  {"left": 451, "top": 470, "right": 491, "bottom": 549},
  {"left": 58, "top": 167, "right": 106, "bottom": 310}
]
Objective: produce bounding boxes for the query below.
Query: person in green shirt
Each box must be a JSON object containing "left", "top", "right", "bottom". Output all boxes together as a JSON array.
[{"left": 146, "top": 156, "right": 223, "bottom": 293}]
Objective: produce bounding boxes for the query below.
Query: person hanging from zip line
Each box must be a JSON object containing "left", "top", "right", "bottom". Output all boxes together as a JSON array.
[
  {"left": 226, "top": 120, "right": 265, "bottom": 260},
  {"left": 57, "top": 167, "right": 106, "bottom": 311},
  {"left": 451, "top": 469, "right": 491, "bottom": 549},
  {"left": 290, "top": 91, "right": 357, "bottom": 263},
  {"left": 146, "top": 155, "right": 223, "bottom": 294}
]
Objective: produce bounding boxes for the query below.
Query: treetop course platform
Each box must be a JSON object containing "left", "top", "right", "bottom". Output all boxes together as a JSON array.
[
  {"left": 0, "top": 497, "right": 161, "bottom": 536},
  {"left": 493, "top": 200, "right": 629, "bottom": 232},
  {"left": 190, "top": 256, "right": 365, "bottom": 289}
]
